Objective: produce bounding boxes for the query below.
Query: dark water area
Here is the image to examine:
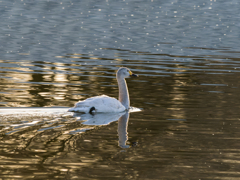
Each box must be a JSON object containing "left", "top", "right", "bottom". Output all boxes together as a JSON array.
[{"left": 0, "top": 0, "right": 240, "bottom": 179}]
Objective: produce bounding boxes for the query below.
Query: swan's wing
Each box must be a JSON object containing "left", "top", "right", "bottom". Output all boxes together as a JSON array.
[
  {"left": 68, "top": 95, "right": 126, "bottom": 113},
  {"left": 91, "top": 95, "right": 126, "bottom": 112}
]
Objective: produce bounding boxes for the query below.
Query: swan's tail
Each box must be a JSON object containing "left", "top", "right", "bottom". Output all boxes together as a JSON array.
[
  {"left": 68, "top": 101, "right": 92, "bottom": 113},
  {"left": 68, "top": 106, "right": 90, "bottom": 113}
]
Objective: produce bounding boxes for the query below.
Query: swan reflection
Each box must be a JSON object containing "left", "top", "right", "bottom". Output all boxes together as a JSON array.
[
  {"left": 118, "top": 112, "right": 130, "bottom": 148},
  {"left": 73, "top": 112, "right": 126, "bottom": 126},
  {"left": 72, "top": 111, "right": 131, "bottom": 148}
]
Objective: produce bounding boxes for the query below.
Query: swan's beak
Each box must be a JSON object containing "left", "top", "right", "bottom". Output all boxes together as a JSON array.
[{"left": 129, "top": 71, "right": 138, "bottom": 77}]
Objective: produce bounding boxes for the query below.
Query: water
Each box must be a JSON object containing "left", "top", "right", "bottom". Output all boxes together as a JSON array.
[{"left": 0, "top": 0, "right": 240, "bottom": 179}]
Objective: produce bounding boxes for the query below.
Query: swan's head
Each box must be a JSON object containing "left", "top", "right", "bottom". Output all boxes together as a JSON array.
[{"left": 117, "top": 67, "right": 138, "bottom": 79}]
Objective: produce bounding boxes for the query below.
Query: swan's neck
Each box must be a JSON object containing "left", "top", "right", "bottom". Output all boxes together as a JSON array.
[{"left": 117, "top": 78, "right": 130, "bottom": 109}]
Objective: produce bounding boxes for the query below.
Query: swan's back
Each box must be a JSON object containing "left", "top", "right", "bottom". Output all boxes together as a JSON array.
[{"left": 68, "top": 95, "right": 126, "bottom": 113}]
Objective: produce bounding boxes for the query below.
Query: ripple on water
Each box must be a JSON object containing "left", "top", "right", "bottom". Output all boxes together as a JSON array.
[{"left": 0, "top": 0, "right": 240, "bottom": 178}]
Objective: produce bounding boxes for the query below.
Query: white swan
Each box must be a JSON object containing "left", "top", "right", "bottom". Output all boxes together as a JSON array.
[{"left": 68, "top": 67, "right": 138, "bottom": 113}]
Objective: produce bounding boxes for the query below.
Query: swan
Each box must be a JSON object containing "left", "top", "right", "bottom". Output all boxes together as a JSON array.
[{"left": 68, "top": 67, "right": 138, "bottom": 113}]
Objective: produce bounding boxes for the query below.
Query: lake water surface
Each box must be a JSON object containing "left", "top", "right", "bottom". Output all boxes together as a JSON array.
[{"left": 0, "top": 0, "right": 240, "bottom": 179}]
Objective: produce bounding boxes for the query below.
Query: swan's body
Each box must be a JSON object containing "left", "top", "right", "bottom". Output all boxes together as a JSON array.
[
  {"left": 68, "top": 95, "right": 125, "bottom": 113},
  {"left": 68, "top": 67, "right": 138, "bottom": 113}
]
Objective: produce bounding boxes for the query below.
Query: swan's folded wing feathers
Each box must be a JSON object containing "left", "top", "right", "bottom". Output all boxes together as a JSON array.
[
  {"left": 68, "top": 95, "right": 126, "bottom": 113},
  {"left": 92, "top": 96, "right": 125, "bottom": 112}
]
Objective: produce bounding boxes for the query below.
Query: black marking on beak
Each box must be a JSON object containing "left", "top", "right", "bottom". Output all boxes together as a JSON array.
[{"left": 131, "top": 73, "right": 138, "bottom": 77}]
